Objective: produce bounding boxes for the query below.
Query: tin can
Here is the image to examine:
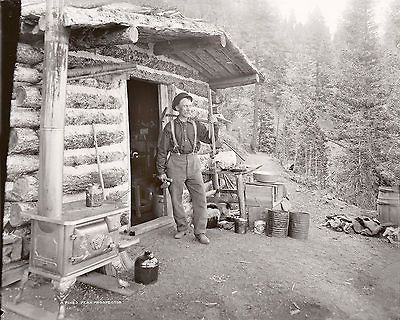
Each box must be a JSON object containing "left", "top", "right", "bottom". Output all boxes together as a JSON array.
[
  {"left": 134, "top": 251, "right": 159, "bottom": 285},
  {"left": 234, "top": 218, "right": 247, "bottom": 234},
  {"left": 86, "top": 184, "right": 103, "bottom": 207},
  {"left": 254, "top": 220, "right": 266, "bottom": 234}
]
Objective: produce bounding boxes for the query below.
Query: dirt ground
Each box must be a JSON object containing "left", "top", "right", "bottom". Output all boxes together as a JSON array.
[{"left": 2, "top": 154, "right": 400, "bottom": 320}]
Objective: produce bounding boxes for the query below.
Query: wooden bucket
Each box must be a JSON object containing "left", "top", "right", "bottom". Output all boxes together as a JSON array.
[
  {"left": 266, "top": 209, "right": 289, "bottom": 237},
  {"left": 288, "top": 212, "right": 310, "bottom": 240},
  {"left": 377, "top": 186, "right": 400, "bottom": 226}
]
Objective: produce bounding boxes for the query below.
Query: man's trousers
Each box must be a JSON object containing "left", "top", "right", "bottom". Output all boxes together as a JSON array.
[{"left": 166, "top": 153, "right": 207, "bottom": 235}]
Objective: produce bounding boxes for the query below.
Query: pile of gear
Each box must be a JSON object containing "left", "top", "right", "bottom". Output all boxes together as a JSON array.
[{"left": 323, "top": 214, "right": 399, "bottom": 243}]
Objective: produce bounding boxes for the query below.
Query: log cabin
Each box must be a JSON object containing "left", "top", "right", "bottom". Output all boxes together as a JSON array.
[{"left": 2, "top": 2, "right": 262, "bottom": 286}]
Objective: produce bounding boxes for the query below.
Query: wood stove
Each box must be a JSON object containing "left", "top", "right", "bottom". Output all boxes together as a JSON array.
[{"left": 14, "top": 200, "right": 129, "bottom": 319}]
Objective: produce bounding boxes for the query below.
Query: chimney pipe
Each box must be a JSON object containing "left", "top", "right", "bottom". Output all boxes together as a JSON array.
[{"left": 38, "top": 0, "right": 69, "bottom": 219}]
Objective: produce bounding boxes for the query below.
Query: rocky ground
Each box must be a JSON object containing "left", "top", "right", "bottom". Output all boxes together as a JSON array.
[{"left": 2, "top": 154, "right": 400, "bottom": 320}]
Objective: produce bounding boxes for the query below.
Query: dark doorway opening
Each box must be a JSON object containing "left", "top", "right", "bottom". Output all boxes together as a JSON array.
[{"left": 127, "top": 79, "right": 161, "bottom": 226}]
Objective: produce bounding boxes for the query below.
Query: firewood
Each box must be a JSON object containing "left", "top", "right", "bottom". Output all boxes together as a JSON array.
[
  {"left": 3, "top": 202, "right": 11, "bottom": 227},
  {"left": 14, "top": 64, "right": 41, "bottom": 84},
  {"left": 9, "top": 128, "right": 39, "bottom": 154},
  {"left": 7, "top": 155, "right": 39, "bottom": 181},
  {"left": 16, "top": 43, "right": 44, "bottom": 65},
  {"left": 9, "top": 175, "right": 38, "bottom": 202},
  {"left": 15, "top": 85, "right": 42, "bottom": 108},
  {"left": 4, "top": 182, "right": 16, "bottom": 202},
  {"left": 10, "top": 107, "right": 40, "bottom": 128},
  {"left": 10, "top": 202, "right": 37, "bottom": 227}
]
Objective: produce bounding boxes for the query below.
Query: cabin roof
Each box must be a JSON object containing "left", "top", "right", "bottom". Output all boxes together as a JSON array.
[{"left": 21, "top": 2, "right": 263, "bottom": 89}]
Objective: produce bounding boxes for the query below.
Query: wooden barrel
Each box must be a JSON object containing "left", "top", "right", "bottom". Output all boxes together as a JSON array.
[
  {"left": 377, "top": 186, "right": 400, "bottom": 226},
  {"left": 266, "top": 209, "right": 289, "bottom": 237},
  {"left": 288, "top": 212, "right": 310, "bottom": 240}
]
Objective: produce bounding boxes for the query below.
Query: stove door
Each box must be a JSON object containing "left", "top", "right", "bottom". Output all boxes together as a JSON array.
[{"left": 70, "top": 220, "right": 115, "bottom": 265}]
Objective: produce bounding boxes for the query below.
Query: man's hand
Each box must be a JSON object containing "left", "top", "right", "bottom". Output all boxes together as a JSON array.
[{"left": 158, "top": 173, "right": 168, "bottom": 182}]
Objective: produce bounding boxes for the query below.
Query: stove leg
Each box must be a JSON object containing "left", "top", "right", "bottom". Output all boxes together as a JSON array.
[
  {"left": 52, "top": 278, "right": 76, "bottom": 320},
  {"left": 13, "top": 269, "right": 30, "bottom": 304},
  {"left": 111, "top": 259, "right": 129, "bottom": 288}
]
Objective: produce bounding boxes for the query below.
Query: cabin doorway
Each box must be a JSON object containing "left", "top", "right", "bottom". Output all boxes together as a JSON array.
[{"left": 127, "top": 79, "right": 161, "bottom": 226}]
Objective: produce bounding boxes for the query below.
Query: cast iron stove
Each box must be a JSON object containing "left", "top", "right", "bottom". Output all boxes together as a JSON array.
[{"left": 14, "top": 200, "right": 129, "bottom": 319}]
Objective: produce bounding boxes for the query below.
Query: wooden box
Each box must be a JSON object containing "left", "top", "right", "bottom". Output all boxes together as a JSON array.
[{"left": 245, "top": 183, "right": 274, "bottom": 207}]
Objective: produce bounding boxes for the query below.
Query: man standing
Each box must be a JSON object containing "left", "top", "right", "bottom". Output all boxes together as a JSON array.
[{"left": 157, "top": 92, "right": 218, "bottom": 245}]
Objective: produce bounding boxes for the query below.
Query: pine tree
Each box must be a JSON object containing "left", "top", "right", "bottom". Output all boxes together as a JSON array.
[{"left": 331, "top": 0, "right": 393, "bottom": 208}]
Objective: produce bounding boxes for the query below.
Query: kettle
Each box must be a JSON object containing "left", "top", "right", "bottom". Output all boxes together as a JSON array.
[{"left": 134, "top": 251, "right": 159, "bottom": 285}]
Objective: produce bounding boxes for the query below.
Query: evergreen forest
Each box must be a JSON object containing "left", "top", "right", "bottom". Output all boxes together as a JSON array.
[{"left": 68, "top": 0, "right": 400, "bottom": 210}]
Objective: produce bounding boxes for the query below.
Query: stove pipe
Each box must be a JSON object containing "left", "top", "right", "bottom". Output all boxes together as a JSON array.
[{"left": 38, "top": 0, "right": 69, "bottom": 220}]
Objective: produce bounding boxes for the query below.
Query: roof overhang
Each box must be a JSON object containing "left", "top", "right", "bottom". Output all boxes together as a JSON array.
[{"left": 21, "top": 2, "right": 263, "bottom": 89}]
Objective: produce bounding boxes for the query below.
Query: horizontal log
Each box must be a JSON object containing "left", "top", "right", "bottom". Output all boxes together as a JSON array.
[
  {"left": 70, "top": 26, "right": 139, "bottom": 49},
  {"left": 62, "top": 181, "right": 130, "bottom": 204},
  {"left": 9, "top": 174, "right": 38, "bottom": 202},
  {"left": 64, "top": 124, "right": 125, "bottom": 149},
  {"left": 16, "top": 43, "right": 44, "bottom": 65},
  {"left": 63, "top": 160, "right": 128, "bottom": 194},
  {"left": 66, "top": 91, "right": 122, "bottom": 109},
  {"left": 64, "top": 143, "right": 127, "bottom": 166},
  {"left": 9, "top": 128, "right": 39, "bottom": 154},
  {"left": 13, "top": 64, "right": 41, "bottom": 84},
  {"left": 209, "top": 73, "right": 260, "bottom": 90},
  {"left": 15, "top": 85, "right": 41, "bottom": 107},
  {"left": 67, "top": 63, "right": 137, "bottom": 80},
  {"left": 153, "top": 35, "right": 226, "bottom": 56},
  {"left": 95, "top": 45, "right": 205, "bottom": 82},
  {"left": 7, "top": 155, "right": 39, "bottom": 181},
  {"left": 10, "top": 202, "right": 37, "bottom": 227},
  {"left": 67, "top": 50, "right": 125, "bottom": 70},
  {"left": 10, "top": 107, "right": 40, "bottom": 128},
  {"left": 65, "top": 108, "right": 123, "bottom": 126}
]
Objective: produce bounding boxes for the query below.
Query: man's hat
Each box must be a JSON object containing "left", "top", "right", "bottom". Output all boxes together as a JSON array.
[{"left": 172, "top": 92, "right": 193, "bottom": 111}]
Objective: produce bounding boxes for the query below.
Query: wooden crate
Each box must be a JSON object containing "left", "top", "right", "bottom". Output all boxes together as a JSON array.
[
  {"left": 245, "top": 183, "right": 274, "bottom": 207},
  {"left": 245, "top": 182, "right": 287, "bottom": 208}
]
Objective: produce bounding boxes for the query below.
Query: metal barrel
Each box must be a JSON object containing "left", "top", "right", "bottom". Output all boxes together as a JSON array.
[
  {"left": 377, "top": 186, "right": 400, "bottom": 226},
  {"left": 288, "top": 211, "right": 310, "bottom": 240},
  {"left": 266, "top": 209, "right": 289, "bottom": 237},
  {"left": 234, "top": 218, "right": 247, "bottom": 234}
]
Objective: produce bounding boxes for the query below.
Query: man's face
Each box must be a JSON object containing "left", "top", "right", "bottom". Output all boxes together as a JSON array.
[{"left": 176, "top": 98, "right": 192, "bottom": 118}]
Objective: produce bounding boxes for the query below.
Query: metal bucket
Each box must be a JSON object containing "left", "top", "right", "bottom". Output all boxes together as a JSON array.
[
  {"left": 234, "top": 218, "right": 247, "bottom": 234},
  {"left": 266, "top": 210, "right": 289, "bottom": 237},
  {"left": 377, "top": 186, "right": 400, "bottom": 226},
  {"left": 288, "top": 211, "right": 310, "bottom": 240},
  {"left": 134, "top": 251, "right": 159, "bottom": 285}
]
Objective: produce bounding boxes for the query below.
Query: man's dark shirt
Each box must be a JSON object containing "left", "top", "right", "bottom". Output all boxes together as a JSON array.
[{"left": 156, "top": 118, "right": 218, "bottom": 175}]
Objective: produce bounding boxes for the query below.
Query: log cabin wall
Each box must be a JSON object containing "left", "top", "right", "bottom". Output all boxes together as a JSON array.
[{"left": 3, "top": 41, "right": 216, "bottom": 267}]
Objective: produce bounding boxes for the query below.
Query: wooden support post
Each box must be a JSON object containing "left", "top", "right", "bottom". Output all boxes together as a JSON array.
[
  {"left": 38, "top": 0, "right": 69, "bottom": 219},
  {"left": 236, "top": 173, "right": 246, "bottom": 219},
  {"left": 207, "top": 85, "right": 219, "bottom": 191},
  {"left": 250, "top": 82, "right": 260, "bottom": 152}
]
